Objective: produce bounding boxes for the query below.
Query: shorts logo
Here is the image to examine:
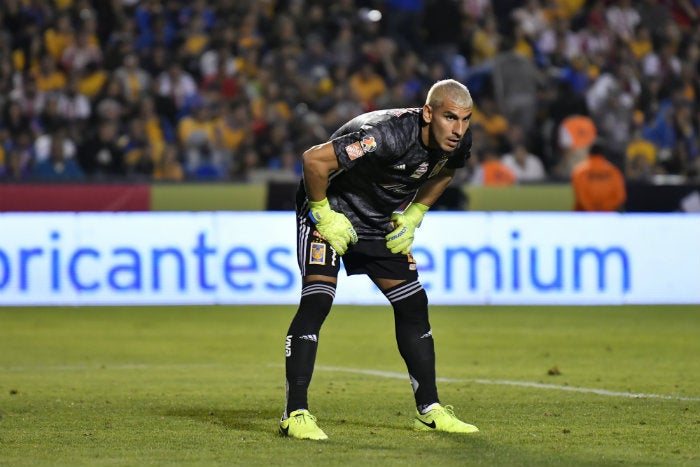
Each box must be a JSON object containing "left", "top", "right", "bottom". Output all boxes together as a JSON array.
[
  {"left": 360, "top": 135, "right": 377, "bottom": 152},
  {"left": 410, "top": 162, "right": 429, "bottom": 178},
  {"left": 408, "top": 252, "right": 417, "bottom": 270},
  {"left": 345, "top": 142, "right": 365, "bottom": 160},
  {"left": 309, "top": 242, "right": 327, "bottom": 265}
]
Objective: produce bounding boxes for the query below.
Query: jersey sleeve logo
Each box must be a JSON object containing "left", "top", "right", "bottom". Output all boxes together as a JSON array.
[
  {"left": 345, "top": 135, "right": 378, "bottom": 160},
  {"left": 345, "top": 141, "right": 365, "bottom": 160},
  {"left": 360, "top": 135, "right": 377, "bottom": 152}
]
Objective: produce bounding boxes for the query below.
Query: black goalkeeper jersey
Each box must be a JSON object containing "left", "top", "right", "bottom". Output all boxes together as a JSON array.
[{"left": 297, "top": 107, "right": 472, "bottom": 240}]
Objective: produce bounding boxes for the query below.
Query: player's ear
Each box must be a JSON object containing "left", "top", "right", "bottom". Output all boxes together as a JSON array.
[{"left": 422, "top": 104, "right": 433, "bottom": 123}]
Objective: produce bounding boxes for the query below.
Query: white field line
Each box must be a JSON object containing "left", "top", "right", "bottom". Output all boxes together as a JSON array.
[
  {"left": 5, "top": 362, "right": 699, "bottom": 402},
  {"left": 315, "top": 365, "right": 700, "bottom": 402}
]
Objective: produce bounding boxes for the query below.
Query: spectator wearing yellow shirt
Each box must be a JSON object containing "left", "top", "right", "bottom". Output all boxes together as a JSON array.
[
  {"left": 348, "top": 60, "right": 387, "bottom": 112},
  {"left": 215, "top": 99, "right": 251, "bottom": 157},
  {"left": 470, "top": 96, "right": 509, "bottom": 151},
  {"left": 44, "top": 13, "right": 75, "bottom": 64},
  {"left": 625, "top": 110, "right": 657, "bottom": 182},
  {"left": 177, "top": 100, "right": 220, "bottom": 173},
  {"left": 33, "top": 54, "right": 66, "bottom": 93},
  {"left": 470, "top": 15, "right": 500, "bottom": 66},
  {"left": 137, "top": 96, "right": 174, "bottom": 165},
  {"left": 153, "top": 143, "right": 185, "bottom": 182},
  {"left": 629, "top": 24, "right": 653, "bottom": 60}
]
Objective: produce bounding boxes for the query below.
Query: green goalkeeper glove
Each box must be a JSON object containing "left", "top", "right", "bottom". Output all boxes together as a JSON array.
[
  {"left": 385, "top": 202, "right": 429, "bottom": 254},
  {"left": 308, "top": 198, "right": 358, "bottom": 255}
]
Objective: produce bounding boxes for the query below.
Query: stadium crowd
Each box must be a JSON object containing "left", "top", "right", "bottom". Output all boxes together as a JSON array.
[{"left": 0, "top": 0, "right": 699, "bottom": 185}]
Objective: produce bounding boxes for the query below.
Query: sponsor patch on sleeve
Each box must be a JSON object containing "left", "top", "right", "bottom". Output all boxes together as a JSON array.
[
  {"left": 309, "top": 242, "right": 327, "bottom": 265},
  {"left": 345, "top": 142, "right": 365, "bottom": 160}
]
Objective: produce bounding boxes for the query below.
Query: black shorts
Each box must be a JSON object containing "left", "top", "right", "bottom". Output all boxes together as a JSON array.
[{"left": 296, "top": 214, "right": 418, "bottom": 280}]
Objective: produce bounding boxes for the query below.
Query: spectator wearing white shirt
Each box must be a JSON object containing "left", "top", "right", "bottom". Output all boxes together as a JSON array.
[{"left": 502, "top": 142, "right": 546, "bottom": 183}]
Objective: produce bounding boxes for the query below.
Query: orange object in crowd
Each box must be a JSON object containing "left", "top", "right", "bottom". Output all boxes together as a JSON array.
[
  {"left": 571, "top": 152, "right": 626, "bottom": 212},
  {"left": 559, "top": 115, "right": 597, "bottom": 150},
  {"left": 482, "top": 159, "right": 517, "bottom": 186}
]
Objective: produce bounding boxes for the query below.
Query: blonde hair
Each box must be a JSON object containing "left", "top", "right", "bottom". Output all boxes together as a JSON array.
[{"left": 425, "top": 79, "right": 472, "bottom": 108}]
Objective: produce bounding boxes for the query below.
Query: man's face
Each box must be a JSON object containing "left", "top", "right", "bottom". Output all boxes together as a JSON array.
[{"left": 423, "top": 98, "right": 472, "bottom": 153}]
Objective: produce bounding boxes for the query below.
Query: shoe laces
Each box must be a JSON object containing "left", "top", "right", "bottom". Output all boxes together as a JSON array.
[
  {"left": 293, "top": 410, "right": 317, "bottom": 425},
  {"left": 437, "top": 404, "right": 458, "bottom": 419}
]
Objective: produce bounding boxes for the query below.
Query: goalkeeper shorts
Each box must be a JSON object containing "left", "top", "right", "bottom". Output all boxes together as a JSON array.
[{"left": 297, "top": 214, "right": 418, "bottom": 280}]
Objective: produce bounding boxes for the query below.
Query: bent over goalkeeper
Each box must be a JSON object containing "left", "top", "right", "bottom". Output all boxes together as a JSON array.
[{"left": 280, "top": 79, "right": 479, "bottom": 440}]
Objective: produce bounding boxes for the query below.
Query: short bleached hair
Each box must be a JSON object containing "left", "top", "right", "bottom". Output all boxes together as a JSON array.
[{"left": 425, "top": 79, "right": 473, "bottom": 109}]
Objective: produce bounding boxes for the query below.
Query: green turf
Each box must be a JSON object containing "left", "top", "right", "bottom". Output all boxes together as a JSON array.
[{"left": 1, "top": 305, "right": 698, "bottom": 467}]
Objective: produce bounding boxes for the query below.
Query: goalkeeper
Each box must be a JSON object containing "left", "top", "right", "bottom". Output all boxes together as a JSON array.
[{"left": 280, "top": 79, "right": 479, "bottom": 440}]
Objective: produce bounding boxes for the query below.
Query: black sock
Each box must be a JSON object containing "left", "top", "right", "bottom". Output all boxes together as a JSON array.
[
  {"left": 383, "top": 280, "right": 439, "bottom": 410},
  {"left": 284, "top": 281, "right": 335, "bottom": 417}
]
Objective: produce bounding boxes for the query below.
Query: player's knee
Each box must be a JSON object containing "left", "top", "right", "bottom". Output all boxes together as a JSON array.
[
  {"left": 288, "top": 280, "right": 336, "bottom": 334},
  {"left": 383, "top": 280, "right": 429, "bottom": 328}
]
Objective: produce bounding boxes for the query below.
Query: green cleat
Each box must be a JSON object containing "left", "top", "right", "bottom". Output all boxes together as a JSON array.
[
  {"left": 414, "top": 404, "right": 479, "bottom": 434},
  {"left": 279, "top": 410, "right": 329, "bottom": 440}
]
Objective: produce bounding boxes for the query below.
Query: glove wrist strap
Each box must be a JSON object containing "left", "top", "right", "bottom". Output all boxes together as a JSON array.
[
  {"left": 404, "top": 202, "right": 429, "bottom": 227},
  {"left": 308, "top": 198, "right": 331, "bottom": 224}
]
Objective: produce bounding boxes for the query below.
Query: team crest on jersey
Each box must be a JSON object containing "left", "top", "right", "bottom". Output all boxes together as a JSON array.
[
  {"left": 345, "top": 141, "right": 365, "bottom": 160},
  {"left": 309, "top": 242, "right": 326, "bottom": 265},
  {"left": 410, "top": 162, "right": 429, "bottom": 178},
  {"left": 428, "top": 158, "right": 449, "bottom": 178},
  {"left": 360, "top": 135, "right": 377, "bottom": 152}
]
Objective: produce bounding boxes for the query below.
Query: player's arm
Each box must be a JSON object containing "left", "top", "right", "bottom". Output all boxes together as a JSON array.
[
  {"left": 302, "top": 142, "right": 358, "bottom": 254},
  {"left": 412, "top": 168, "right": 456, "bottom": 207},
  {"left": 386, "top": 169, "right": 456, "bottom": 254},
  {"left": 302, "top": 142, "right": 339, "bottom": 202}
]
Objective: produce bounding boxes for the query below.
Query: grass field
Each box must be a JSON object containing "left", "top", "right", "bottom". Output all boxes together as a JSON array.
[{"left": 1, "top": 305, "right": 699, "bottom": 467}]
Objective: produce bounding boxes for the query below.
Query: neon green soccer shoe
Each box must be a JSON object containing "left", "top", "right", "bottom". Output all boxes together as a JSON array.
[
  {"left": 279, "top": 410, "right": 329, "bottom": 440},
  {"left": 414, "top": 404, "right": 479, "bottom": 434}
]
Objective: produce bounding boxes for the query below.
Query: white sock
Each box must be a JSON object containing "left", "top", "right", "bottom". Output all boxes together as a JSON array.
[{"left": 420, "top": 402, "right": 441, "bottom": 414}]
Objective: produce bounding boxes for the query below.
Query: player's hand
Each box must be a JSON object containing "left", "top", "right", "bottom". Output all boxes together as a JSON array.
[
  {"left": 308, "top": 198, "right": 358, "bottom": 255},
  {"left": 385, "top": 202, "right": 429, "bottom": 254}
]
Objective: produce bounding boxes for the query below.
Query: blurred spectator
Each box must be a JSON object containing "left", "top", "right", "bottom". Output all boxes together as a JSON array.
[
  {"left": 625, "top": 110, "right": 657, "bottom": 183},
  {"left": 511, "top": 0, "right": 549, "bottom": 43},
  {"left": 156, "top": 62, "right": 198, "bottom": 117},
  {"left": 60, "top": 29, "right": 102, "bottom": 74},
  {"left": 470, "top": 146, "right": 517, "bottom": 186},
  {"left": 491, "top": 36, "right": 542, "bottom": 139},
  {"left": 0, "top": 0, "right": 698, "bottom": 185},
  {"left": 34, "top": 125, "right": 76, "bottom": 164},
  {"left": 554, "top": 114, "right": 597, "bottom": 179},
  {"left": 215, "top": 98, "right": 252, "bottom": 163},
  {"left": 77, "top": 119, "right": 126, "bottom": 179},
  {"left": 605, "top": 0, "right": 640, "bottom": 43},
  {"left": 571, "top": 142, "right": 626, "bottom": 212},
  {"left": 0, "top": 128, "right": 35, "bottom": 180},
  {"left": 501, "top": 143, "right": 546, "bottom": 183},
  {"left": 33, "top": 54, "right": 67, "bottom": 93},
  {"left": 177, "top": 99, "right": 220, "bottom": 174},
  {"left": 470, "top": 95, "right": 509, "bottom": 152},
  {"left": 468, "top": 14, "right": 501, "bottom": 67},
  {"left": 348, "top": 59, "right": 387, "bottom": 112},
  {"left": 114, "top": 53, "right": 152, "bottom": 105},
  {"left": 153, "top": 143, "right": 184, "bottom": 182},
  {"left": 32, "top": 134, "right": 84, "bottom": 181},
  {"left": 92, "top": 74, "right": 127, "bottom": 123},
  {"left": 43, "top": 13, "right": 75, "bottom": 64}
]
